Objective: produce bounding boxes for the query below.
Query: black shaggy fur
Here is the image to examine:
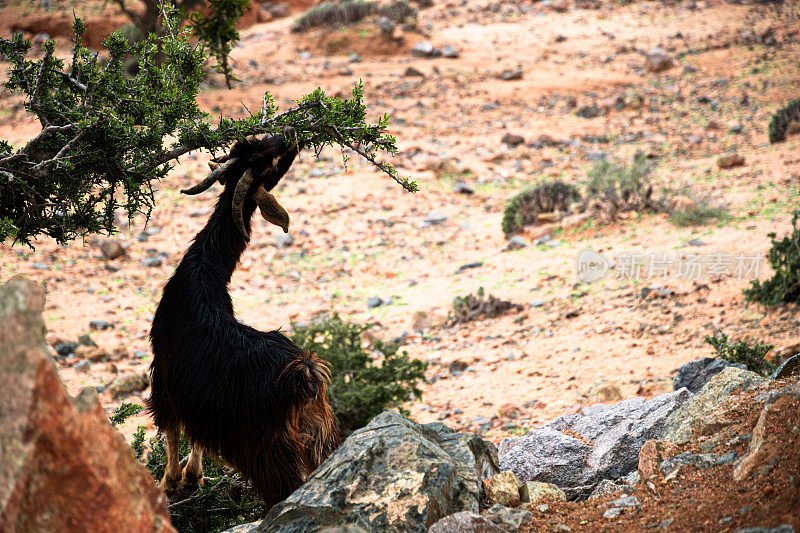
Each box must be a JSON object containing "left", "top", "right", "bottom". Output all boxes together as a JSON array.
[{"left": 148, "top": 136, "right": 339, "bottom": 507}]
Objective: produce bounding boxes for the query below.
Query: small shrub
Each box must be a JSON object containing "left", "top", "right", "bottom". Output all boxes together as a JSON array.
[
  {"left": 291, "top": 313, "right": 427, "bottom": 435},
  {"left": 668, "top": 200, "right": 730, "bottom": 227},
  {"left": 583, "top": 154, "right": 669, "bottom": 220},
  {"left": 449, "top": 287, "right": 524, "bottom": 324},
  {"left": 501, "top": 180, "right": 581, "bottom": 236},
  {"left": 292, "top": 0, "right": 376, "bottom": 32},
  {"left": 743, "top": 210, "right": 800, "bottom": 306},
  {"left": 705, "top": 331, "right": 776, "bottom": 376},
  {"left": 767, "top": 98, "right": 800, "bottom": 143},
  {"left": 109, "top": 401, "right": 144, "bottom": 426}
]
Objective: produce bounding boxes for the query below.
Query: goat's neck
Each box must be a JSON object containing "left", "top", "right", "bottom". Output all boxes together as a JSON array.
[{"left": 185, "top": 188, "right": 257, "bottom": 289}]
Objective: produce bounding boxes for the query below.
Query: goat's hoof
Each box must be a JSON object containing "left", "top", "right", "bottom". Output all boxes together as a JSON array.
[
  {"left": 160, "top": 474, "right": 183, "bottom": 495},
  {"left": 181, "top": 466, "right": 204, "bottom": 490}
]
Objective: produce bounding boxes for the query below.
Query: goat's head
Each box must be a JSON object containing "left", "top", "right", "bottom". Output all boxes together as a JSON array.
[{"left": 181, "top": 133, "right": 301, "bottom": 240}]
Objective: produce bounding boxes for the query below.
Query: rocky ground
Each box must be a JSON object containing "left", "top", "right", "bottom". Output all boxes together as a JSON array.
[{"left": 1, "top": 0, "right": 799, "bottom": 530}]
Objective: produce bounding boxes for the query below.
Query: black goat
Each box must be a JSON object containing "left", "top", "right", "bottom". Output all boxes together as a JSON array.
[{"left": 148, "top": 135, "right": 339, "bottom": 507}]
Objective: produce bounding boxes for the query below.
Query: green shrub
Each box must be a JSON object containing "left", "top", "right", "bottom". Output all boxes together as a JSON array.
[
  {"left": 767, "top": 98, "right": 800, "bottom": 143},
  {"left": 291, "top": 0, "right": 376, "bottom": 32},
  {"left": 743, "top": 211, "right": 800, "bottom": 306},
  {"left": 291, "top": 313, "right": 427, "bottom": 435},
  {"left": 109, "top": 401, "right": 143, "bottom": 426},
  {"left": 583, "top": 154, "right": 669, "bottom": 220},
  {"left": 704, "top": 331, "right": 776, "bottom": 376},
  {"left": 449, "top": 287, "right": 524, "bottom": 325},
  {"left": 501, "top": 180, "right": 581, "bottom": 236}
]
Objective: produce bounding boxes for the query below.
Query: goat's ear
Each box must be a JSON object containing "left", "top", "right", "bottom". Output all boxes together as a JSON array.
[{"left": 254, "top": 186, "right": 290, "bottom": 233}]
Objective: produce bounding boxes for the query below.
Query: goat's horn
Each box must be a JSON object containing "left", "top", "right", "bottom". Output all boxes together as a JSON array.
[
  {"left": 232, "top": 168, "right": 255, "bottom": 240},
  {"left": 181, "top": 158, "right": 238, "bottom": 195},
  {"left": 254, "top": 185, "right": 290, "bottom": 233}
]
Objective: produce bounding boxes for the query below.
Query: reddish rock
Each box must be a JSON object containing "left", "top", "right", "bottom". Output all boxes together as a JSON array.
[
  {"left": 0, "top": 276, "right": 174, "bottom": 533},
  {"left": 638, "top": 440, "right": 680, "bottom": 483},
  {"left": 717, "top": 153, "right": 745, "bottom": 169}
]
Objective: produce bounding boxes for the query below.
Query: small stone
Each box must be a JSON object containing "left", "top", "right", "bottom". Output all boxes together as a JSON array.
[
  {"left": 275, "top": 233, "right": 294, "bottom": 247},
  {"left": 688, "top": 238, "right": 705, "bottom": 247},
  {"left": 73, "top": 360, "right": 91, "bottom": 373},
  {"left": 501, "top": 133, "right": 525, "bottom": 147},
  {"left": 550, "top": 0, "right": 570, "bottom": 11},
  {"left": 603, "top": 508, "right": 622, "bottom": 519},
  {"left": 484, "top": 504, "right": 532, "bottom": 531},
  {"left": 89, "top": 320, "right": 114, "bottom": 331},
  {"left": 411, "top": 41, "right": 441, "bottom": 58},
  {"left": 717, "top": 153, "right": 745, "bottom": 169},
  {"left": 55, "top": 342, "right": 79, "bottom": 356},
  {"left": 537, "top": 504, "right": 549, "bottom": 513},
  {"left": 553, "top": 526, "right": 571, "bottom": 532},
  {"left": 78, "top": 334, "right": 97, "bottom": 347},
  {"left": 32, "top": 262, "right": 49, "bottom": 270},
  {"left": 645, "top": 47, "right": 673, "bottom": 73},
  {"left": 366, "top": 297, "right": 383, "bottom": 309},
  {"left": 727, "top": 120, "right": 743, "bottom": 133},
  {"left": 520, "top": 481, "right": 566, "bottom": 503},
  {"left": 424, "top": 211, "right": 448, "bottom": 225},
  {"left": 141, "top": 257, "right": 163, "bottom": 267},
  {"left": 99, "top": 239, "right": 125, "bottom": 260},
  {"left": 609, "top": 495, "right": 640, "bottom": 509},
  {"left": 75, "top": 345, "right": 109, "bottom": 362},
  {"left": 452, "top": 180, "right": 474, "bottom": 194},
  {"left": 449, "top": 359, "right": 469, "bottom": 374},
  {"left": 442, "top": 45, "right": 460, "bottom": 58},
  {"left": 529, "top": 300, "right": 546, "bottom": 308},
  {"left": 109, "top": 373, "right": 150, "bottom": 399},
  {"left": 403, "top": 66, "right": 425, "bottom": 78},
  {"left": 507, "top": 236, "right": 528, "bottom": 250},
  {"left": 488, "top": 471, "right": 521, "bottom": 507},
  {"left": 499, "top": 67, "right": 523, "bottom": 81}
]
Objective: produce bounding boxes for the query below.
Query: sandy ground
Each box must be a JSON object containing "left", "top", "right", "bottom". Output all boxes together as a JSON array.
[{"left": 0, "top": 0, "right": 799, "bottom": 449}]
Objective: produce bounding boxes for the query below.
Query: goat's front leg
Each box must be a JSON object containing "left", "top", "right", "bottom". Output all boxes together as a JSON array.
[
  {"left": 181, "top": 443, "right": 204, "bottom": 490},
  {"left": 160, "top": 426, "right": 182, "bottom": 494}
]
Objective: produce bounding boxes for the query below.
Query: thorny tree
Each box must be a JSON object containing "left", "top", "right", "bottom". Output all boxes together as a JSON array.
[{"left": 0, "top": 3, "right": 416, "bottom": 246}]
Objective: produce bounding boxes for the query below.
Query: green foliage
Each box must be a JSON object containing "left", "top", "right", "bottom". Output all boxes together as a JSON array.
[
  {"left": 767, "top": 98, "right": 800, "bottom": 143},
  {"left": 290, "top": 313, "right": 427, "bottom": 435},
  {"left": 501, "top": 180, "right": 580, "bottom": 236},
  {"left": 131, "top": 426, "right": 147, "bottom": 460},
  {"left": 110, "top": 401, "right": 144, "bottom": 426},
  {"left": 704, "top": 331, "right": 776, "bottom": 376},
  {"left": 450, "top": 286, "right": 523, "bottom": 325},
  {"left": 584, "top": 154, "right": 668, "bottom": 220},
  {"left": 186, "top": 0, "right": 249, "bottom": 88},
  {"left": 0, "top": 6, "right": 414, "bottom": 246},
  {"left": 743, "top": 211, "right": 800, "bottom": 306},
  {"left": 292, "top": 0, "right": 376, "bottom": 32}
]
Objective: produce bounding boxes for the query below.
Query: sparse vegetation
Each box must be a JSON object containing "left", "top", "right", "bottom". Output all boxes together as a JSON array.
[
  {"left": 501, "top": 180, "right": 581, "bottom": 236},
  {"left": 743, "top": 210, "right": 800, "bottom": 306},
  {"left": 668, "top": 198, "right": 730, "bottom": 227},
  {"left": 767, "top": 98, "right": 800, "bottom": 143},
  {"left": 290, "top": 313, "right": 427, "bottom": 436},
  {"left": 583, "top": 154, "right": 670, "bottom": 221},
  {"left": 291, "top": 0, "right": 417, "bottom": 33},
  {"left": 449, "top": 286, "right": 524, "bottom": 324},
  {"left": 705, "top": 331, "right": 776, "bottom": 376}
]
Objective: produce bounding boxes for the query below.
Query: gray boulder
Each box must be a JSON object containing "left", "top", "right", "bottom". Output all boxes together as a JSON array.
[
  {"left": 673, "top": 357, "right": 746, "bottom": 393},
  {"left": 499, "top": 390, "right": 690, "bottom": 499},
  {"left": 483, "top": 504, "right": 532, "bottom": 532},
  {"left": 428, "top": 512, "right": 504, "bottom": 533},
  {"left": 662, "top": 367, "right": 765, "bottom": 444},
  {"left": 258, "top": 411, "right": 499, "bottom": 532}
]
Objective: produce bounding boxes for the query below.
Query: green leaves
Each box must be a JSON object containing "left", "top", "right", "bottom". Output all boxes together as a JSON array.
[
  {"left": 743, "top": 210, "right": 800, "bottom": 306},
  {"left": 0, "top": 4, "right": 414, "bottom": 246}
]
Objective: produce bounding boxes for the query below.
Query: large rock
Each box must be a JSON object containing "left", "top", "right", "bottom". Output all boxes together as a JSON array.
[
  {"left": 0, "top": 276, "right": 174, "bottom": 533},
  {"left": 428, "top": 512, "right": 504, "bottom": 533},
  {"left": 258, "top": 411, "right": 499, "bottom": 532},
  {"left": 673, "top": 357, "right": 746, "bottom": 393},
  {"left": 662, "top": 367, "right": 765, "bottom": 444},
  {"left": 499, "top": 390, "right": 690, "bottom": 499}
]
